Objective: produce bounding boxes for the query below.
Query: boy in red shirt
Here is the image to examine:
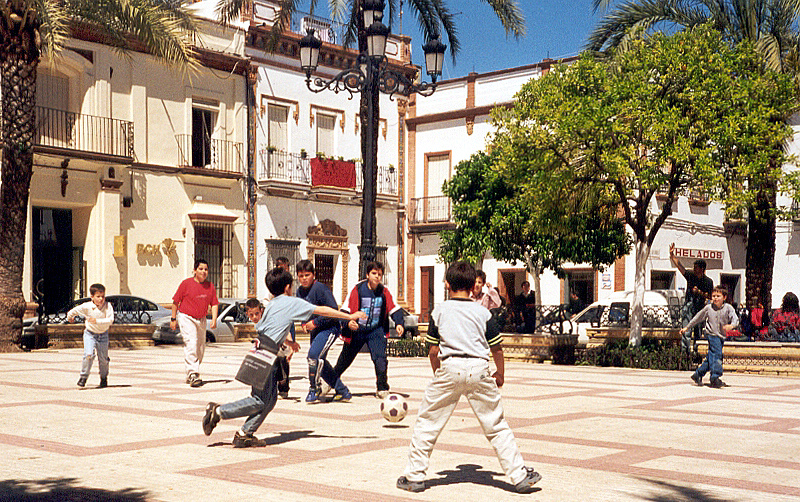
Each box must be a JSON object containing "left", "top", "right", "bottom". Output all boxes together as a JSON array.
[{"left": 171, "top": 259, "right": 219, "bottom": 387}]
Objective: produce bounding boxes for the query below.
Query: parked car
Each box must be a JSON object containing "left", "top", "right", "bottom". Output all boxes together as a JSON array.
[
  {"left": 24, "top": 294, "right": 172, "bottom": 328},
  {"left": 152, "top": 298, "right": 249, "bottom": 344},
  {"left": 569, "top": 289, "right": 684, "bottom": 346},
  {"left": 389, "top": 308, "right": 419, "bottom": 338}
]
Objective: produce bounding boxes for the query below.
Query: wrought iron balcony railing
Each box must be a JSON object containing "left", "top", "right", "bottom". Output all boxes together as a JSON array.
[
  {"left": 409, "top": 195, "right": 452, "bottom": 225},
  {"left": 258, "top": 149, "right": 311, "bottom": 184},
  {"left": 355, "top": 162, "right": 398, "bottom": 196},
  {"left": 35, "top": 106, "right": 134, "bottom": 158},
  {"left": 176, "top": 134, "right": 243, "bottom": 174}
]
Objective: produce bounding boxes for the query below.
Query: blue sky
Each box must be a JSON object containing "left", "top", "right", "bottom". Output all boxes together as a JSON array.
[{"left": 398, "top": 1, "right": 605, "bottom": 79}]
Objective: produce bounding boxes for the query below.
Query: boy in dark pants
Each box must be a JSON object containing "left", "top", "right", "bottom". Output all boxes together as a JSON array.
[
  {"left": 274, "top": 257, "right": 294, "bottom": 398},
  {"left": 295, "top": 259, "right": 352, "bottom": 403},
  {"left": 333, "top": 261, "right": 404, "bottom": 399},
  {"left": 397, "top": 262, "right": 541, "bottom": 493},
  {"left": 682, "top": 285, "right": 738, "bottom": 388},
  {"left": 202, "top": 268, "right": 365, "bottom": 447}
]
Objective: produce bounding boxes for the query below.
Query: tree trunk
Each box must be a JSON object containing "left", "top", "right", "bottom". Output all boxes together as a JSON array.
[
  {"left": 523, "top": 253, "right": 542, "bottom": 307},
  {"left": 745, "top": 183, "right": 776, "bottom": 309},
  {"left": 0, "top": 19, "right": 40, "bottom": 352},
  {"left": 628, "top": 239, "right": 650, "bottom": 347}
]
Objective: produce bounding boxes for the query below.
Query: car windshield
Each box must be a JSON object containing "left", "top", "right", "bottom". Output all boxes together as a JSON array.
[{"left": 576, "top": 306, "right": 603, "bottom": 323}]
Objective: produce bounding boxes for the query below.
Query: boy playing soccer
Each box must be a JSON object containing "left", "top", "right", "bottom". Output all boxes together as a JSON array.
[
  {"left": 681, "top": 284, "right": 738, "bottom": 388},
  {"left": 201, "top": 267, "right": 365, "bottom": 447},
  {"left": 397, "top": 262, "right": 541, "bottom": 494},
  {"left": 68, "top": 283, "right": 114, "bottom": 388}
]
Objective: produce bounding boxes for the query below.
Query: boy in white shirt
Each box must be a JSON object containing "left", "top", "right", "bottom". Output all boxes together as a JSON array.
[{"left": 67, "top": 283, "right": 114, "bottom": 388}]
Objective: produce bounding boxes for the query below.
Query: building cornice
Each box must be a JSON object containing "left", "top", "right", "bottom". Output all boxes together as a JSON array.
[{"left": 406, "top": 102, "right": 513, "bottom": 128}]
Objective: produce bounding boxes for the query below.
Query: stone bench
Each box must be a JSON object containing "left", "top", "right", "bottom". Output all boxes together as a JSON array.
[
  {"left": 34, "top": 324, "right": 156, "bottom": 349},
  {"left": 697, "top": 340, "right": 800, "bottom": 376}
]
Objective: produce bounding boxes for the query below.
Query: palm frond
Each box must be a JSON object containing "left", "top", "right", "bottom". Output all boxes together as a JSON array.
[
  {"left": 33, "top": 0, "right": 69, "bottom": 57},
  {"left": 483, "top": 0, "right": 525, "bottom": 37},
  {"left": 214, "top": 0, "right": 246, "bottom": 25}
]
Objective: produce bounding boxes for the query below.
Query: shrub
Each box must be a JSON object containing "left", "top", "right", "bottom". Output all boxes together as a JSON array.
[
  {"left": 576, "top": 338, "right": 700, "bottom": 370},
  {"left": 387, "top": 338, "right": 428, "bottom": 357}
]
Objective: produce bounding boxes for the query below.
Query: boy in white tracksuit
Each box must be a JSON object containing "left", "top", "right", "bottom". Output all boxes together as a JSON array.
[
  {"left": 67, "top": 283, "right": 114, "bottom": 388},
  {"left": 397, "top": 262, "right": 542, "bottom": 494}
]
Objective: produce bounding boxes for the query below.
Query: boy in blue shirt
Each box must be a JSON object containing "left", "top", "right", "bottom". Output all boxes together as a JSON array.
[
  {"left": 295, "top": 259, "right": 352, "bottom": 403},
  {"left": 201, "top": 267, "right": 365, "bottom": 447}
]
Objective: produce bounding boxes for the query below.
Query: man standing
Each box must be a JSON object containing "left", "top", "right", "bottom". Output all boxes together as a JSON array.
[
  {"left": 513, "top": 281, "right": 536, "bottom": 333},
  {"left": 670, "top": 243, "right": 713, "bottom": 353},
  {"left": 171, "top": 259, "right": 219, "bottom": 387}
]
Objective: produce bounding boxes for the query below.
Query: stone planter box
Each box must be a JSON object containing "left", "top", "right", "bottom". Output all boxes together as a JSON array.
[
  {"left": 697, "top": 340, "right": 800, "bottom": 376},
  {"left": 503, "top": 333, "right": 578, "bottom": 364},
  {"left": 585, "top": 327, "right": 681, "bottom": 349},
  {"left": 36, "top": 324, "right": 156, "bottom": 349}
]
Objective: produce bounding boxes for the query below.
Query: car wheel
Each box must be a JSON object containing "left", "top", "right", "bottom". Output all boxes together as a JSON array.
[{"left": 206, "top": 332, "right": 215, "bottom": 343}]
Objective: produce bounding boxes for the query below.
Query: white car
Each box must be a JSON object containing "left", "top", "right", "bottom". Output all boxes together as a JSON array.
[{"left": 153, "top": 298, "right": 249, "bottom": 344}]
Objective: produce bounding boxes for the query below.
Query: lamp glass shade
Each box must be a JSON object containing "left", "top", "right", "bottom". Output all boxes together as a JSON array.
[
  {"left": 299, "top": 30, "right": 322, "bottom": 73},
  {"left": 422, "top": 36, "right": 447, "bottom": 78},
  {"left": 366, "top": 21, "right": 389, "bottom": 59},
  {"left": 362, "top": 0, "right": 385, "bottom": 27}
]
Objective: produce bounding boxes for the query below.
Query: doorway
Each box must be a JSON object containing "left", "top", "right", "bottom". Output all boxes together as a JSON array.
[
  {"left": 499, "top": 269, "right": 527, "bottom": 306},
  {"left": 719, "top": 274, "right": 741, "bottom": 307},
  {"left": 32, "top": 207, "right": 73, "bottom": 313},
  {"left": 565, "top": 269, "right": 595, "bottom": 306},
  {"left": 420, "top": 266, "right": 435, "bottom": 322}
]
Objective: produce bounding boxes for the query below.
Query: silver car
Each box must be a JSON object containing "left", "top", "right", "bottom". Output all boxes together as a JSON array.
[{"left": 153, "top": 298, "right": 250, "bottom": 344}]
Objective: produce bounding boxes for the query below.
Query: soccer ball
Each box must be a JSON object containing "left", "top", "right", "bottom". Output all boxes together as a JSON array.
[{"left": 380, "top": 393, "right": 408, "bottom": 423}]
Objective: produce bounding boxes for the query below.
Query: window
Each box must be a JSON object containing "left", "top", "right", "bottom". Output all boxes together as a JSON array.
[
  {"left": 36, "top": 68, "right": 71, "bottom": 148},
  {"left": 267, "top": 104, "right": 289, "bottom": 152},
  {"left": 194, "top": 222, "right": 234, "bottom": 297},
  {"left": 650, "top": 270, "right": 675, "bottom": 290},
  {"left": 425, "top": 153, "right": 450, "bottom": 197},
  {"left": 316, "top": 113, "right": 335, "bottom": 157},
  {"left": 314, "top": 254, "right": 335, "bottom": 292},
  {"left": 376, "top": 246, "right": 388, "bottom": 283},
  {"left": 192, "top": 99, "right": 218, "bottom": 168},
  {"left": 265, "top": 239, "right": 301, "bottom": 277}
]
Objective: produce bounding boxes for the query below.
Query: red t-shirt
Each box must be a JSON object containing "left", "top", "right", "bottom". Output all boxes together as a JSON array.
[{"left": 172, "top": 277, "right": 219, "bottom": 319}]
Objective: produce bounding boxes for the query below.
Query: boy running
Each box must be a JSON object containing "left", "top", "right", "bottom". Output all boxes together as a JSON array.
[{"left": 68, "top": 283, "right": 114, "bottom": 388}]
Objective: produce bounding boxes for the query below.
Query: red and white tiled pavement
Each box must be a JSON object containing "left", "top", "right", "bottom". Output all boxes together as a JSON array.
[{"left": 1, "top": 342, "right": 799, "bottom": 501}]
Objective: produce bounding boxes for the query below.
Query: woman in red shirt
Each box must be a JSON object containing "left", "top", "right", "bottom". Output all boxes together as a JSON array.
[{"left": 769, "top": 292, "right": 800, "bottom": 342}]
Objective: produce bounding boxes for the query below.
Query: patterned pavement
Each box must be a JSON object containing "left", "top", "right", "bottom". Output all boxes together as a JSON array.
[{"left": 1, "top": 342, "right": 800, "bottom": 501}]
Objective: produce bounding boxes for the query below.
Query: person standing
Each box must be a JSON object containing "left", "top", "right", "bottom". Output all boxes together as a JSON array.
[
  {"left": 333, "top": 261, "right": 404, "bottom": 399},
  {"left": 397, "top": 262, "right": 541, "bottom": 494},
  {"left": 68, "top": 283, "right": 114, "bottom": 388},
  {"left": 670, "top": 243, "right": 713, "bottom": 353},
  {"left": 171, "top": 258, "right": 219, "bottom": 387},
  {"left": 513, "top": 281, "right": 536, "bottom": 333},
  {"left": 471, "top": 270, "right": 502, "bottom": 310}
]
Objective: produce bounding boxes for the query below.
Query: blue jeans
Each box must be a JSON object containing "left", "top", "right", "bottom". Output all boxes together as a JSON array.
[
  {"left": 218, "top": 364, "right": 279, "bottom": 435},
  {"left": 307, "top": 327, "right": 348, "bottom": 394},
  {"left": 333, "top": 326, "right": 389, "bottom": 392},
  {"left": 682, "top": 302, "right": 703, "bottom": 352},
  {"left": 695, "top": 335, "right": 724, "bottom": 380},
  {"left": 81, "top": 329, "right": 109, "bottom": 378}
]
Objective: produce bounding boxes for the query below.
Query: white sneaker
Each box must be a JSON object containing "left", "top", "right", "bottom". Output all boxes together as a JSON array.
[
  {"left": 376, "top": 390, "right": 389, "bottom": 399},
  {"left": 319, "top": 381, "right": 332, "bottom": 397}
]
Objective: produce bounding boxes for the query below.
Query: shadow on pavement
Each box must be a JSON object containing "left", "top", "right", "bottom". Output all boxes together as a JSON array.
[
  {"left": 0, "top": 478, "right": 149, "bottom": 501},
  {"left": 426, "top": 463, "right": 535, "bottom": 493},
  {"left": 207, "top": 429, "right": 379, "bottom": 447},
  {"left": 197, "top": 379, "right": 232, "bottom": 386},
  {"left": 79, "top": 385, "right": 132, "bottom": 390},
  {"left": 638, "top": 478, "right": 736, "bottom": 502}
]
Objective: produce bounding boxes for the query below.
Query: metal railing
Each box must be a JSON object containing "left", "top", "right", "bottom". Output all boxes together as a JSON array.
[
  {"left": 245, "top": 6, "right": 348, "bottom": 45},
  {"left": 35, "top": 106, "right": 134, "bottom": 157},
  {"left": 258, "top": 149, "right": 311, "bottom": 184},
  {"left": 592, "top": 304, "right": 683, "bottom": 329},
  {"left": 409, "top": 195, "right": 452, "bottom": 224},
  {"left": 355, "top": 162, "right": 398, "bottom": 195},
  {"left": 37, "top": 309, "right": 152, "bottom": 325},
  {"left": 176, "top": 134, "right": 243, "bottom": 174}
]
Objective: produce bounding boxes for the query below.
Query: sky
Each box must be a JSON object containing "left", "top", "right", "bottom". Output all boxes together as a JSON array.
[{"left": 397, "top": 0, "right": 606, "bottom": 80}]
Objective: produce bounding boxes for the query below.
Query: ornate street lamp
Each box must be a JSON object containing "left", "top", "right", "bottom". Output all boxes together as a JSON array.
[{"left": 298, "top": 3, "right": 446, "bottom": 277}]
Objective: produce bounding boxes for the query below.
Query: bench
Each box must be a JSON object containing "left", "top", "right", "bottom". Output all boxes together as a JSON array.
[{"left": 697, "top": 340, "right": 800, "bottom": 376}]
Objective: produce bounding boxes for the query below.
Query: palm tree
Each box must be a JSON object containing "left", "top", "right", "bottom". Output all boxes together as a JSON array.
[
  {"left": 0, "top": 0, "right": 198, "bottom": 351},
  {"left": 586, "top": 0, "right": 800, "bottom": 310}
]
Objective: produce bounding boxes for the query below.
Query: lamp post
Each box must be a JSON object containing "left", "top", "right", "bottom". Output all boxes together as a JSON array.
[{"left": 299, "top": 0, "right": 446, "bottom": 278}]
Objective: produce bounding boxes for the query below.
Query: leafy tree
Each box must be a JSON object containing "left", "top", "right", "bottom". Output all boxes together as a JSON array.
[
  {"left": 587, "top": 0, "right": 800, "bottom": 309},
  {"left": 0, "top": 0, "right": 198, "bottom": 351},
  {"left": 439, "top": 151, "right": 631, "bottom": 304},
  {"left": 490, "top": 26, "right": 797, "bottom": 345}
]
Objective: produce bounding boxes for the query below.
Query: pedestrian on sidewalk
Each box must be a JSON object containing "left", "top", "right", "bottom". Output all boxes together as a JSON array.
[
  {"left": 333, "top": 261, "right": 404, "bottom": 399},
  {"left": 170, "top": 259, "right": 219, "bottom": 387},
  {"left": 295, "top": 259, "right": 352, "bottom": 404},
  {"left": 68, "top": 283, "right": 114, "bottom": 388},
  {"left": 397, "top": 261, "right": 541, "bottom": 494},
  {"left": 682, "top": 284, "right": 738, "bottom": 388},
  {"left": 202, "top": 267, "right": 365, "bottom": 447}
]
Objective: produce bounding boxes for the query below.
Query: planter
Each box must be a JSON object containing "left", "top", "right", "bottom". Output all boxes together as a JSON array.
[
  {"left": 697, "top": 340, "right": 800, "bottom": 376},
  {"left": 39, "top": 324, "right": 156, "bottom": 349},
  {"left": 503, "top": 333, "right": 578, "bottom": 364},
  {"left": 585, "top": 327, "right": 681, "bottom": 349}
]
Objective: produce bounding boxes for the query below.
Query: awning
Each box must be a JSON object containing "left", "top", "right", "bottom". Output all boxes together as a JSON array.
[{"left": 187, "top": 201, "right": 239, "bottom": 223}]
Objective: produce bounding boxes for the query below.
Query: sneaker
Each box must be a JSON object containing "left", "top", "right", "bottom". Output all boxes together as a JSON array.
[
  {"left": 77, "top": 376, "right": 87, "bottom": 388},
  {"left": 376, "top": 390, "right": 389, "bottom": 399},
  {"left": 319, "top": 381, "right": 332, "bottom": 397},
  {"left": 396, "top": 476, "right": 425, "bottom": 493},
  {"left": 232, "top": 431, "right": 267, "bottom": 448},
  {"left": 691, "top": 373, "right": 702, "bottom": 386},
  {"left": 98, "top": 377, "right": 108, "bottom": 389},
  {"left": 305, "top": 389, "right": 319, "bottom": 404},
  {"left": 188, "top": 373, "right": 202, "bottom": 388},
  {"left": 202, "top": 402, "right": 220, "bottom": 436},
  {"left": 710, "top": 378, "right": 727, "bottom": 389},
  {"left": 278, "top": 391, "right": 289, "bottom": 399},
  {"left": 515, "top": 467, "right": 542, "bottom": 493},
  {"left": 333, "top": 387, "right": 352, "bottom": 402}
]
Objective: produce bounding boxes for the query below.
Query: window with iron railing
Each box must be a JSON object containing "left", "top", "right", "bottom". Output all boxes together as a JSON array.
[
  {"left": 194, "top": 222, "right": 236, "bottom": 298},
  {"left": 265, "top": 239, "right": 302, "bottom": 278}
]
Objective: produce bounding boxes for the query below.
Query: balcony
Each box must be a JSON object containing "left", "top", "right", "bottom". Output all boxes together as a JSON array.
[
  {"left": 35, "top": 106, "right": 134, "bottom": 158},
  {"left": 356, "top": 162, "right": 398, "bottom": 199},
  {"left": 175, "top": 134, "right": 243, "bottom": 174},
  {"left": 409, "top": 195, "right": 453, "bottom": 231},
  {"left": 257, "top": 150, "right": 311, "bottom": 196}
]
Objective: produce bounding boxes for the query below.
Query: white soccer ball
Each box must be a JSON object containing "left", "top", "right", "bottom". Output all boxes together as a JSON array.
[{"left": 380, "top": 393, "right": 408, "bottom": 423}]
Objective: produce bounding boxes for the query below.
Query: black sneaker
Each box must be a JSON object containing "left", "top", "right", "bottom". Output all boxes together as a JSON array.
[
  {"left": 396, "top": 476, "right": 425, "bottom": 493},
  {"left": 232, "top": 432, "right": 267, "bottom": 448},
  {"left": 77, "top": 376, "right": 87, "bottom": 388},
  {"left": 98, "top": 377, "right": 108, "bottom": 388},
  {"left": 710, "top": 378, "right": 727, "bottom": 389},
  {"left": 515, "top": 467, "right": 542, "bottom": 493},
  {"left": 202, "top": 402, "right": 220, "bottom": 436},
  {"left": 188, "top": 373, "right": 202, "bottom": 387},
  {"left": 691, "top": 373, "right": 702, "bottom": 386}
]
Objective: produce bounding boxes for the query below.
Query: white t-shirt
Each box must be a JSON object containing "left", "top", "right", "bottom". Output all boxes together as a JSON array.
[
  {"left": 426, "top": 298, "right": 502, "bottom": 360},
  {"left": 67, "top": 300, "right": 114, "bottom": 334}
]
